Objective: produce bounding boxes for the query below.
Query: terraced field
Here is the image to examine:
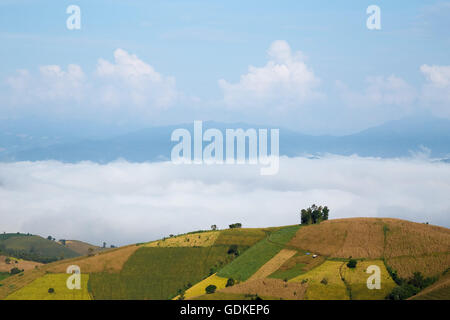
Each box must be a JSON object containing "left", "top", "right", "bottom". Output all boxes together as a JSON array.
[
  {"left": 289, "top": 261, "right": 350, "bottom": 300},
  {"left": 217, "top": 226, "right": 301, "bottom": 281},
  {"left": 219, "top": 278, "right": 307, "bottom": 300},
  {"left": 269, "top": 252, "right": 326, "bottom": 280},
  {"left": 340, "top": 260, "right": 396, "bottom": 300},
  {"left": 89, "top": 246, "right": 233, "bottom": 300},
  {"left": 289, "top": 218, "right": 450, "bottom": 278},
  {"left": 1, "top": 218, "right": 448, "bottom": 300}
]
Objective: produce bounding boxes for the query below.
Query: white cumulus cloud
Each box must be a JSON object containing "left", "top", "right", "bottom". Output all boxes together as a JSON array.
[
  {"left": 219, "top": 40, "right": 322, "bottom": 110},
  {"left": 6, "top": 64, "right": 86, "bottom": 104},
  {"left": 95, "top": 49, "right": 178, "bottom": 108},
  {"left": 420, "top": 64, "right": 450, "bottom": 116},
  {"left": 3, "top": 49, "right": 179, "bottom": 117}
]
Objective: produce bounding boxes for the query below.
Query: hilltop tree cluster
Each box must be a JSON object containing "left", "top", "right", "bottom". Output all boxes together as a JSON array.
[{"left": 300, "top": 204, "right": 329, "bottom": 225}]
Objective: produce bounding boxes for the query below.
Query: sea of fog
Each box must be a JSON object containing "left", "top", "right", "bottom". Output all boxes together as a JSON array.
[{"left": 0, "top": 156, "right": 449, "bottom": 246}]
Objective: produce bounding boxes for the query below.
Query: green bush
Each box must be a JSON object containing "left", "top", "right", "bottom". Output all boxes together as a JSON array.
[
  {"left": 48, "top": 288, "right": 55, "bottom": 294},
  {"left": 226, "top": 278, "right": 235, "bottom": 287},
  {"left": 347, "top": 259, "right": 357, "bottom": 268},
  {"left": 227, "top": 245, "right": 239, "bottom": 256},
  {"left": 205, "top": 285, "right": 217, "bottom": 294},
  {"left": 386, "top": 284, "right": 419, "bottom": 300},
  {"left": 386, "top": 271, "right": 437, "bottom": 300},
  {"left": 9, "top": 267, "right": 22, "bottom": 275}
]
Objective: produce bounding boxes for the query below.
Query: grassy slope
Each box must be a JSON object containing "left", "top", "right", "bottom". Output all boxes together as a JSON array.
[
  {"left": 60, "top": 240, "right": 101, "bottom": 256},
  {"left": 217, "top": 225, "right": 300, "bottom": 281},
  {"left": 409, "top": 270, "right": 450, "bottom": 300},
  {"left": 0, "top": 272, "right": 10, "bottom": 282},
  {"left": 214, "top": 228, "right": 277, "bottom": 247}
]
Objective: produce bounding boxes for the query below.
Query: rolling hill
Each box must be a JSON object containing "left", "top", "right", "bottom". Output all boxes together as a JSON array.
[
  {"left": 0, "top": 233, "right": 80, "bottom": 263},
  {"left": 58, "top": 240, "right": 102, "bottom": 256},
  {"left": 0, "top": 218, "right": 449, "bottom": 300}
]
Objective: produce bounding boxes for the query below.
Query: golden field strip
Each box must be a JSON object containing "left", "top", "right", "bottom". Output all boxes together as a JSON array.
[
  {"left": 146, "top": 231, "right": 220, "bottom": 247},
  {"left": 248, "top": 249, "right": 297, "bottom": 281},
  {"left": 5, "top": 274, "right": 91, "bottom": 300},
  {"left": 180, "top": 274, "right": 229, "bottom": 299}
]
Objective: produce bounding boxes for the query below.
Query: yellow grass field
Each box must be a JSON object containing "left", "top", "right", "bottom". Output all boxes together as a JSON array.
[
  {"left": 192, "top": 292, "right": 269, "bottom": 300},
  {"left": 248, "top": 249, "right": 297, "bottom": 281},
  {"left": 386, "top": 253, "right": 450, "bottom": 278},
  {"left": 5, "top": 274, "right": 91, "bottom": 300},
  {"left": 219, "top": 278, "right": 307, "bottom": 300},
  {"left": 341, "top": 260, "right": 397, "bottom": 300},
  {"left": 289, "top": 261, "right": 349, "bottom": 300},
  {"left": 146, "top": 231, "right": 220, "bottom": 248},
  {"left": 289, "top": 218, "right": 385, "bottom": 259},
  {"left": 180, "top": 274, "right": 229, "bottom": 299},
  {"left": 384, "top": 219, "right": 450, "bottom": 258}
]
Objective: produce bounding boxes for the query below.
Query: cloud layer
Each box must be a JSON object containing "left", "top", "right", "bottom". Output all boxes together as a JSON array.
[{"left": 0, "top": 156, "right": 449, "bottom": 246}]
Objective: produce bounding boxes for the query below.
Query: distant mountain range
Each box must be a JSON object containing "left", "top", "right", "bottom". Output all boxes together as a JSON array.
[{"left": 1, "top": 116, "right": 450, "bottom": 162}]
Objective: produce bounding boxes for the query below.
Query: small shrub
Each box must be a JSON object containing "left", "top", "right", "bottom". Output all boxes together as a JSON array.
[
  {"left": 205, "top": 285, "right": 217, "bottom": 294},
  {"left": 226, "top": 278, "right": 235, "bottom": 287},
  {"left": 9, "top": 267, "right": 22, "bottom": 275},
  {"left": 347, "top": 259, "right": 357, "bottom": 268},
  {"left": 320, "top": 277, "right": 328, "bottom": 285},
  {"left": 227, "top": 244, "right": 239, "bottom": 256},
  {"left": 48, "top": 288, "right": 55, "bottom": 294}
]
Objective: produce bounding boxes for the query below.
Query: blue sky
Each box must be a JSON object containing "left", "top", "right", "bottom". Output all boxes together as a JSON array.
[{"left": 1, "top": 0, "right": 449, "bottom": 134}]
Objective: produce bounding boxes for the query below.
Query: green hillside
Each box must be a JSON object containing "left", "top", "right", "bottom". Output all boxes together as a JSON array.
[{"left": 0, "top": 233, "right": 80, "bottom": 263}]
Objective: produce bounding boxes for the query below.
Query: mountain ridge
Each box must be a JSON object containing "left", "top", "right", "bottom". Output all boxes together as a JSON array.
[{"left": 1, "top": 115, "right": 450, "bottom": 162}]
